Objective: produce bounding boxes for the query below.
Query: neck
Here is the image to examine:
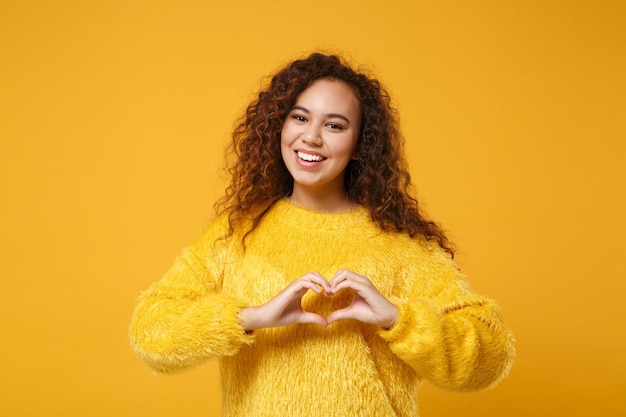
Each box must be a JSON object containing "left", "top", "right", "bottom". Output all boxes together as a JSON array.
[{"left": 289, "top": 186, "right": 356, "bottom": 213}]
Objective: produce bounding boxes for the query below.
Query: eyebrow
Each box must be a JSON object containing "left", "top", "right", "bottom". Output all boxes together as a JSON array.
[{"left": 291, "top": 105, "right": 351, "bottom": 124}]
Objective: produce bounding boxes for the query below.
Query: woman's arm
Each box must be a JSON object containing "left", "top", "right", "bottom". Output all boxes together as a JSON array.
[
  {"left": 378, "top": 248, "right": 515, "bottom": 391},
  {"left": 129, "top": 222, "right": 254, "bottom": 374}
]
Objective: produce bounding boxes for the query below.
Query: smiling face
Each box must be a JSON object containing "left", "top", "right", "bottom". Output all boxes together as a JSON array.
[{"left": 280, "top": 79, "right": 361, "bottom": 210}]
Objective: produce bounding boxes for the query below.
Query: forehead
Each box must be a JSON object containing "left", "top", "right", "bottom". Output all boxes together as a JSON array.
[{"left": 295, "top": 79, "right": 360, "bottom": 116}]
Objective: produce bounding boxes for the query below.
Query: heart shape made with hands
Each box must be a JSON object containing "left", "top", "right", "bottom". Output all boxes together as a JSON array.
[{"left": 267, "top": 269, "right": 398, "bottom": 329}]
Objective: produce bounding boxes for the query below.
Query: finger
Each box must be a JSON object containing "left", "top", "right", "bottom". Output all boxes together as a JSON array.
[
  {"left": 276, "top": 284, "right": 317, "bottom": 307},
  {"left": 328, "top": 280, "right": 354, "bottom": 295},
  {"left": 329, "top": 269, "right": 348, "bottom": 283},
  {"left": 299, "top": 312, "right": 328, "bottom": 327},
  {"left": 330, "top": 274, "right": 372, "bottom": 295},
  {"left": 329, "top": 270, "right": 350, "bottom": 291},
  {"left": 299, "top": 272, "right": 330, "bottom": 291},
  {"left": 326, "top": 308, "right": 352, "bottom": 324},
  {"left": 291, "top": 280, "right": 323, "bottom": 295}
]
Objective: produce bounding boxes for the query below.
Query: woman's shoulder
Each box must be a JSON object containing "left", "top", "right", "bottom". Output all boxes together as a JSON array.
[
  {"left": 373, "top": 227, "right": 457, "bottom": 269},
  {"left": 184, "top": 211, "right": 237, "bottom": 253}
]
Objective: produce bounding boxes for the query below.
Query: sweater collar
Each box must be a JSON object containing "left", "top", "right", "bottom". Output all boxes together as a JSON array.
[{"left": 267, "top": 198, "right": 372, "bottom": 231}]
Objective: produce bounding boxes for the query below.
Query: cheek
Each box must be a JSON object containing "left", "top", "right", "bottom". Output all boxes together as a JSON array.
[
  {"left": 280, "top": 130, "right": 291, "bottom": 163},
  {"left": 336, "top": 136, "right": 359, "bottom": 159},
  {"left": 280, "top": 129, "right": 289, "bottom": 150},
  {"left": 280, "top": 124, "right": 291, "bottom": 146}
]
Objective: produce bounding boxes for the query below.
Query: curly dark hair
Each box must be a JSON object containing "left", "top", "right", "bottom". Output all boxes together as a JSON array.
[{"left": 216, "top": 52, "right": 455, "bottom": 257}]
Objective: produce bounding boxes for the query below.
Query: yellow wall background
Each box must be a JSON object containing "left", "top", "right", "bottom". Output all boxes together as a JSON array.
[{"left": 1, "top": 1, "right": 624, "bottom": 416}]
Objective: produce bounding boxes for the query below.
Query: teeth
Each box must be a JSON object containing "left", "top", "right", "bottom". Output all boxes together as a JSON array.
[{"left": 297, "top": 151, "right": 324, "bottom": 162}]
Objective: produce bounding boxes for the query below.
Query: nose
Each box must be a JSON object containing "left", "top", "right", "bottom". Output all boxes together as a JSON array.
[{"left": 301, "top": 123, "right": 322, "bottom": 146}]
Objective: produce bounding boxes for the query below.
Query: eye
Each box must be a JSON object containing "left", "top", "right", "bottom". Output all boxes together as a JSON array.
[
  {"left": 291, "top": 114, "right": 307, "bottom": 123},
  {"left": 326, "top": 122, "right": 344, "bottom": 130}
]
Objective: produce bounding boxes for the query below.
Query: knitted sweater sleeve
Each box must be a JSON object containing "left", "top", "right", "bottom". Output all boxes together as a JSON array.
[
  {"left": 378, "top": 246, "right": 515, "bottom": 392},
  {"left": 129, "top": 218, "right": 254, "bottom": 374}
]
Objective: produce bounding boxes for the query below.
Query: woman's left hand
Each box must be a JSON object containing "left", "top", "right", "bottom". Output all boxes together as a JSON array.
[{"left": 325, "top": 269, "right": 398, "bottom": 329}]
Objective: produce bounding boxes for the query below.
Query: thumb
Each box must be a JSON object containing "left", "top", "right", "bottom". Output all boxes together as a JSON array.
[
  {"left": 299, "top": 312, "right": 328, "bottom": 327},
  {"left": 326, "top": 308, "right": 352, "bottom": 325}
]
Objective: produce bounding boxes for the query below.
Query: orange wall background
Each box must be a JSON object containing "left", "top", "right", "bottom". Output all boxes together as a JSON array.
[{"left": 1, "top": 1, "right": 624, "bottom": 416}]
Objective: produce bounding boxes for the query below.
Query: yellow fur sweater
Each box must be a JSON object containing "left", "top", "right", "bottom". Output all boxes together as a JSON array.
[{"left": 129, "top": 199, "right": 514, "bottom": 417}]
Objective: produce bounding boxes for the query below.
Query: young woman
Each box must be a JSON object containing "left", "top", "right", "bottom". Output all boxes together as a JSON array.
[{"left": 129, "top": 53, "right": 514, "bottom": 417}]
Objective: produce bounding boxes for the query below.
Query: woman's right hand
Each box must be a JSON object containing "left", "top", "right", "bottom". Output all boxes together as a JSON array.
[{"left": 238, "top": 272, "right": 330, "bottom": 331}]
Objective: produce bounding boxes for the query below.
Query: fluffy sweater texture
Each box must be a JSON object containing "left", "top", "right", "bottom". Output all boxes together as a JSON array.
[{"left": 129, "top": 199, "right": 514, "bottom": 417}]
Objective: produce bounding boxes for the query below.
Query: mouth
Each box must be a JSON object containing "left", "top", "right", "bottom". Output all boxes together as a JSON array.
[{"left": 296, "top": 151, "right": 327, "bottom": 162}]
